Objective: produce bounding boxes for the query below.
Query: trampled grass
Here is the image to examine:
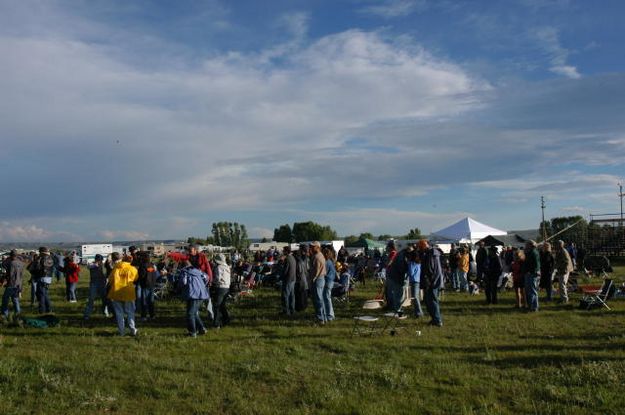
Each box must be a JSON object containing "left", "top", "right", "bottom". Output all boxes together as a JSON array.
[{"left": 1, "top": 267, "right": 624, "bottom": 415}]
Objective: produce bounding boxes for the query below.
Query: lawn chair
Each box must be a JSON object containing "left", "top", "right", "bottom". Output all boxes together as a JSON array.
[
  {"left": 380, "top": 311, "right": 408, "bottom": 336},
  {"left": 580, "top": 278, "right": 614, "bottom": 310},
  {"left": 352, "top": 299, "right": 384, "bottom": 336}
]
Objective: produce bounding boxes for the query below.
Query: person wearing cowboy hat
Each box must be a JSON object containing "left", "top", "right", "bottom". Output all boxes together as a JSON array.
[
  {"left": 211, "top": 253, "right": 231, "bottom": 328},
  {"left": 27, "top": 247, "right": 55, "bottom": 314}
]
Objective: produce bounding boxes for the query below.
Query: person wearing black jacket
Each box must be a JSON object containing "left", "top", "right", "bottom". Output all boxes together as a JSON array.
[
  {"left": 281, "top": 246, "right": 297, "bottom": 316},
  {"left": 1, "top": 250, "right": 24, "bottom": 322},
  {"left": 522, "top": 240, "right": 541, "bottom": 312},
  {"left": 137, "top": 252, "right": 159, "bottom": 321},
  {"left": 475, "top": 242, "right": 487, "bottom": 284},
  {"left": 294, "top": 244, "right": 309, "bottom": 312},
  {"left": 539, "top": 243, "right": 555, "bottom": 302},
  {"left": 418, "top": 240, "right": 444, "bottom": 327},
  {"left": 484, "top": 246, "right": 502, "bottom": 304}
]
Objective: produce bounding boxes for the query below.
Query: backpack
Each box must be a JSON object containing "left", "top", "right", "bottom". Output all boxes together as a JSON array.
[{"left": 28, "top": 255, "right": 53, "bottom": 277}]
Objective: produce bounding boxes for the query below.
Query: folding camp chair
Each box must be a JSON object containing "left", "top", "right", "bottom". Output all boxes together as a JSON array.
[
  {"left": 380, "top": 312, "right": 408, "bottom": 336},
  {"left": 352, "top": 315, "right": 380, "bottom": 336},
  {"left": 581, "top": 278, "right": 613, "bottom": 310},
  {"left": 352, "top": 299, "right": 384, "bottom": 336}
]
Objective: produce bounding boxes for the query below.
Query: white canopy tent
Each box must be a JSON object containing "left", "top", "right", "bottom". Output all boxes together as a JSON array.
[{"left": 431, "top": 217, "right": 507, "bottom": 244}]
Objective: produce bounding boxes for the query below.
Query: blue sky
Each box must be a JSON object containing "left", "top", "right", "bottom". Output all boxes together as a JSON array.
[{"left": 1, "top": 0, "right": 624, "bottom": 242}]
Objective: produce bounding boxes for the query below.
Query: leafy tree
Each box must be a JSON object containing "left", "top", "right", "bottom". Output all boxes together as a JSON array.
[
  {"left": 210, "top": 221, "right": 249, "bottom": 251},
  {"left": 358, "top": 232, "right": 374, "bottom": 240},
  {"left": 377, "top": 234, "right": 393, "bottom": 241},
  {"left": 273, "top": 224, "right": 293, "bottom": 242},
  {"left": 549, "top": 216, "right": 587, "bottom": 246},
  {"left": 261, "top": 237, "right": 269, "bottom": 243},
  {"left": 292, "top": 221, "right": 338, "bottom": 242},
  {"left": 344, "top": 235, "right": 359, "bottom": 247},
  {"left": 405, "top": 228, "right": 422, "bottom": 239},
  {"left": 539, "top": 220, "right": 553, "bottom": 240}
]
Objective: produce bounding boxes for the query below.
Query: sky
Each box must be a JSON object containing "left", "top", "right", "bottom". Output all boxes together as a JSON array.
[{"left": 1, "top": 0, "right": 624, "bottom": 242}]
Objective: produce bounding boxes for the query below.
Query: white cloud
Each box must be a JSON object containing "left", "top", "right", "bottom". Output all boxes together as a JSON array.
[
  {"left": 249, "top": 227, "right": 275, "bottom": 239},
  {"left": 0, "top": 1, "right": 623, "bottom": 240},
  {"left": 532, "top": 26, "right": 581, "bottom": 79},
  {"left": 98, "top": 230, "right": 150, "bottom": 241},
  {"left": 360, "top": 0, "right": 427, "bottom": 18},
  {"left": 0, "top": 221, "right": 81, "bottom": 242},
  {"left": 291, "top": 208, "right": 473, "bottom": 236}
]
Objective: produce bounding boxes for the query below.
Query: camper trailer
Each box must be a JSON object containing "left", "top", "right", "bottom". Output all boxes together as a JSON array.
[{"left": 81, "top": 244, "right": 113, "bottom": 264}]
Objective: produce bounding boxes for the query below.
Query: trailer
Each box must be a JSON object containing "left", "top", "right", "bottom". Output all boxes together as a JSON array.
[{"left": 81, "top": 244, "right": 114, "bottom": 264}]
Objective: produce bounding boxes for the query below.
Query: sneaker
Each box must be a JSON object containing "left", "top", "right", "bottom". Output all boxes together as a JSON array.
[
  {"left": 188, "top": 332, "right": 197, "bottom": 338},
  {"left": 198, "top": 328, "right": 207, "bottom": 335},
  {"left": 130, "top": 328, "right": 138, "bottom": 337}
]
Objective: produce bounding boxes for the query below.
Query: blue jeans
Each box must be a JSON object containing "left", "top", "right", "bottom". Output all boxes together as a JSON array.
[
  {"left": 410, "top": 282, "right": 423, "bottom": 317},
  {"left": 386, "top": 278, "right": 404, "bottom": 313},
  {"left": 457, "top": 271, "right": 468, "bottom": 291},
  {"left": 323, "top": 279, "right": 334, "bottom": 321},
  {"left": 282, "top": 280, "right": 296, "bottom": 315},
  {"left": 524, "top": 273, "right": 539, "bottom": 311},
  {"left": 312, "top": 277, "right": 326, "bottom": 322},
  {"left": 135, "top": 285, "right": 143, "bottom": 316},
  {"left": 449, "top": 269, "right": 459, "bottom": 289},
  {"left": 36, "top": 282, "right": 52, "bottom": 313},
  {"left": 66, "top": 281, "right": 77, "bottom": 301},
  {"left": 30, "top": 279, "right": 37, "bottom": 305},
  {"left": 84, "top": 282, "right": 108, "bottom": 318},
  {"left": 2, "top": 287, "right": 21, "bottom": 317},
  {"left": 186, "top": 299, "right": 206, "bottom": 334},
  {"left": 424, "top": 287, "right": 442, "bottom": 325},
  {"left": 212, "top": 287, "right": 230, "bottom": 327},
  {"left": 110, "top": 301, "right": 136, "bottom": 335},
  {"left": 139, "top": 286, "right": 155, "bottom": 318}
]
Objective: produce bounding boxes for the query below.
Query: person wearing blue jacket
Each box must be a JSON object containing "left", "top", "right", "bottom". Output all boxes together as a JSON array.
[
  {"left": 418, "top": 240, "right": 444, "bottom": 327},
  {"left": 407, "top": 248, "right": 423, "bottom": 318},
  {"left": 323, "top": 247, "right": 336, "bottom": 321},
  {"left": 179, "top": 262, "right": 210, "bottom": 337}
]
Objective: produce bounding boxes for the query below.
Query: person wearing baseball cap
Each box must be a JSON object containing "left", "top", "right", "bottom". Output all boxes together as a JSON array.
[
  {"left": 1, "top": 250, "right": 25, "bottom": 323},
  {"left": 83, "top": 254, "right": 109, "bottom": 320},
  {"left": 309, "top": 241, "right": 328, "bottom": 324}
]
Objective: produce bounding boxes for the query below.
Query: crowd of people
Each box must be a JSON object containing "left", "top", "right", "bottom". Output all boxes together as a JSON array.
[{"left": 0, "top": 237, "right": 584, "bottom": 335}]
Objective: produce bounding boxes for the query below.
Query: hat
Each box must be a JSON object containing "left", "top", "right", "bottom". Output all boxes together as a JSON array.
[
  {"left": 129, "top": 245, "right": 138, "bottom": 252},
  {"left": 215, "top": 253, "right": 228, "bottom": 265},
  {"left": 39, "top": 246, "right": 50, "bottom": 254},
  {"left": 94, "top": 254, "right": 104, "bottom": 261},
  {"left": 310, "top": 241, "right": 321, "bottom": 248},
  {"left": 9, "top": 249, "right": 18, "bottom": 256}
]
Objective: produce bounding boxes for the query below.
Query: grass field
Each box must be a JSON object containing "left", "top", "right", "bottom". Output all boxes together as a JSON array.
[{"left": 1, "top": 266, "right": 624, "bottom": 415}]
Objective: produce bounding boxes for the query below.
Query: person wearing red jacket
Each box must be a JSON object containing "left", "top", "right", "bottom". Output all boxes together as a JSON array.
[
  {"left": 187, "top": 245, "right": 213, "bottom": 283},
  {"left": 61, "top": 256, "right": 80, "bottom": 302}
]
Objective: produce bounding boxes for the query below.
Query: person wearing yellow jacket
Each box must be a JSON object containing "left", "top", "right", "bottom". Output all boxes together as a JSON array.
[{"left": 107, "top": 252, "right": 139, "bottom": 336}]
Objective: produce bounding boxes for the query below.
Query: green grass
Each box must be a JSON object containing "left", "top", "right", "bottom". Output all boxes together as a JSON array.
[{"left": 1, "top": 267, "right": 625, "bottom": 415}]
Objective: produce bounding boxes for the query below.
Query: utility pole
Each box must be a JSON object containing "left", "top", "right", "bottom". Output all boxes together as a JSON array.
[
  {"left": 619, "top": 182, "right": 624, "bottom": 224},
  {"left": 541, "top": 196, "right": 547, "bottom": 241}
]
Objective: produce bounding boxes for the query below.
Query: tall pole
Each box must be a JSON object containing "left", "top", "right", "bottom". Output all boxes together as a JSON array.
[
  {"left": 541, "top": 196, "right": 547, "bottom": 241},
  {"left": 619, "top": 183, "right": 624, "bottom": 224},
  {"left": 619, "top": 184, "right": 624, "bottom": 252}
]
